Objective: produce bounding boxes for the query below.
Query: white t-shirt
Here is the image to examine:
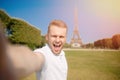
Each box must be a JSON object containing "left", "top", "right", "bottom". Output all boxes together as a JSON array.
[{"left": 34, "top": 44, "right": 68, "bottom": 80}]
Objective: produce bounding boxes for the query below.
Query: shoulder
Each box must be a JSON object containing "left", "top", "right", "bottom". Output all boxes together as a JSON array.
[
  {"left": 61, "top": 50, "right": 65, "bottom": 55},
  {"left": 34, "top": 45, "right": 49, "bottom": 55},
  {"left": 34, "top": 47, "right": 44, "bottom": 54}
]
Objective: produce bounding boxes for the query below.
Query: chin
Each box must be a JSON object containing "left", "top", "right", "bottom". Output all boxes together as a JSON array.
[{"left": 52, "top": 50, "right": 61, "bottom": 55}]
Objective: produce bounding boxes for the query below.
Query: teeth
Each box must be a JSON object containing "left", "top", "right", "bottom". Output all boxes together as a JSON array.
[{"left": 54, "top": 44, "right": 60, "bottom": 47}]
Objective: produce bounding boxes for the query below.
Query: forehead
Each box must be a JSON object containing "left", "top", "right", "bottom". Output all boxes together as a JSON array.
[{"left": 49, "top": 25, "right": 67, "bottom": 35}]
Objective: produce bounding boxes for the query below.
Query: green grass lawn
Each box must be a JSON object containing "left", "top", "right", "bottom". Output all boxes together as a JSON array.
[{"left": 22, "top": 50, "right": 120, "bottom": 80}]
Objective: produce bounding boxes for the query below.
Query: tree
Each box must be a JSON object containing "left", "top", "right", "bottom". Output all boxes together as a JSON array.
[
  {"left": 0, "top": 9, "right": 46, "bottom": 49},
  {"left": 7, "top": 18, "right": 41, "bottom": 50},
  {"left": 112, "top": 34, "right": 120, "bottom": 49},
  {"left": 0, "top": 10, "right": 11, "bottom": 28},
  {"left": 83, "top": 43, "right": 94, "bottom": 48},
  {"left": 40, "top": 35, "right": 46, "bottom": 47},
  {"left": 102, "top": 38, "right": 113, "bottom": 49},
  {"left": 94, "top": 40, "right": 103, "bottom": 48}
]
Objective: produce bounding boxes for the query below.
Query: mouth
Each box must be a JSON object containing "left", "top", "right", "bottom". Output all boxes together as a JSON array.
[
  {"left": 53, "top": 43, "right": 61, "bottom": 52},
  {"left": 53, "top": 44, "right": 61, "bottom": 47}
]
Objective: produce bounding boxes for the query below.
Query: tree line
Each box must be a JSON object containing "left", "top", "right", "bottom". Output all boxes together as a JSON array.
[
  {"left": 94, "top": 34, "right": 120, "bottom": 49},
  {"left": 0, "top": 9, "right": 45, "bottom": 50},
  {"left": 82, "top": 34, "right": 120, "bottom": 50}
]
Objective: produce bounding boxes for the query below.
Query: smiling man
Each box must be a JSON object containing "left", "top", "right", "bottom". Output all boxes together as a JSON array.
[
  {"left": 0, "top": 20, "right": 68, "bottom": 80},
  {"left": 34, "top": 20, "right": 68, "bottom": 80}
]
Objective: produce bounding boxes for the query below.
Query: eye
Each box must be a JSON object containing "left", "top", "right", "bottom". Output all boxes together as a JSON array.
[
  {"left": 52, "top": 35, "right": 57, "bottom": 38},
  {"left": 60, "top": 36, "right": 64, "bottom": 38}
]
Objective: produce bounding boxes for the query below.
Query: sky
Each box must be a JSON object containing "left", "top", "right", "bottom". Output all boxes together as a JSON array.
[{"left": 0, "top": 0, "right": 120, "bottom": 44}]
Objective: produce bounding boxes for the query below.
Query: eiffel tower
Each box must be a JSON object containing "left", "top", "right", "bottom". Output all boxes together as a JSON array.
[{"left": 70, "top": 7, "right": 82, "bottom": 47}]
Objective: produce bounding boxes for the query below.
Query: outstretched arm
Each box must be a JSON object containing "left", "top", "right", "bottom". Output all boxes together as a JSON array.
[
  {"left": 0, "top": 29, "right": 44, "bottom": 79},
  {"left": 8, "top": 44, "right": 44, "bottom": 78},
  {"left": 0, "top": 29, "right": 17, "bottom": 80}
]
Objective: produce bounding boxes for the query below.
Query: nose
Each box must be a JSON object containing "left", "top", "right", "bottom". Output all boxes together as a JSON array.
[{"left": 56, "top": 37, "right": 60, "bottom": 42}]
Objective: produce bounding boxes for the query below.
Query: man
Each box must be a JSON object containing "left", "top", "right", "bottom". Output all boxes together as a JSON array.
[
  {"left": 34, "top": 20, "right": 68, "bottom": 80},
  {"left": 0, "top": 20, "right": 68, "bottom": 80}
]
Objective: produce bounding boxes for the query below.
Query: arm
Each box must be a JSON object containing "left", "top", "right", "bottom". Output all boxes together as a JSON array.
[
  {"left": 0, "top": 29, "right": 44, "bottom": 78},
  {"left": 7, "top": 44, "right": 44, "bottom": 78},
  {"left": 0, "top": 29, "right": 17, "bottom": 80}
]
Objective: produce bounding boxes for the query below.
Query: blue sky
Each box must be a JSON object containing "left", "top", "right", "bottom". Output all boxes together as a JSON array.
[{"left": 0, "top": 0, "right": 120, "bottom": 44}]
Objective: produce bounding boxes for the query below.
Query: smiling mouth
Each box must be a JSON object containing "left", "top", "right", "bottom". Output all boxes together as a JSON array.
[
  {"left": 53, "top": 44, "right": 61, "bottom": 52},
  {"left": 53, "top": 44, "right": 61, "bottom": 47}
]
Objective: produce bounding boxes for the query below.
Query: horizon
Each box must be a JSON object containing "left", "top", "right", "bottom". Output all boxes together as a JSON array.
[{"left": 0, "top": 0, "right": 120, "bottom": 44}]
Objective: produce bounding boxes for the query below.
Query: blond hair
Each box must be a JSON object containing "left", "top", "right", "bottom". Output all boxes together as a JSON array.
[{"left": 47, "top": 20, "right": 67, "bottom": 33}]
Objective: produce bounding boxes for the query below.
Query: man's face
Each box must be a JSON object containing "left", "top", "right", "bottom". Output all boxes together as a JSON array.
[{"left": 46, "top": 25, "right": 67, "bottom": 55}]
